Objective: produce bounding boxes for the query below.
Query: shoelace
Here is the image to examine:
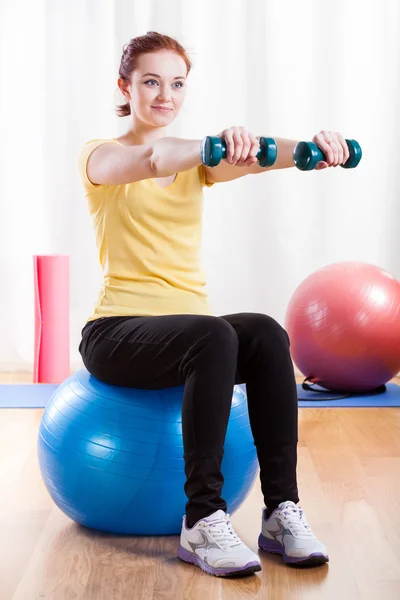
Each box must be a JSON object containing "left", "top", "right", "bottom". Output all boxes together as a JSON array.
[
  {"left": 206, "top": 514, "right": 244, "bottom": 549},
  {"left": 279, "top": 501, "right": 314, "bottom": 538}
]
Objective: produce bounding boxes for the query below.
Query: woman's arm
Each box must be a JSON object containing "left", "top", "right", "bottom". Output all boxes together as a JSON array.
[
  {"left": 249, "top": 137, "right": 299, "bottom": 172},
  {"left": 205, "top": 137, "right": 298, "bottom": 183},
  {"left": 87, "top": 137, "right": 202, "bottom": 185},
  {"left": 205, "top": 128, "right": 350, "bottom": 183}
]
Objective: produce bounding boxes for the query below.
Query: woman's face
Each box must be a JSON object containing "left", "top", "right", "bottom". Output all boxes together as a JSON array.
[{"left": 121, "top": 50, "right": 187, "bottom": 127}]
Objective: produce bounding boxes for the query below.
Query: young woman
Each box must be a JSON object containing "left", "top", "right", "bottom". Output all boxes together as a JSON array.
[{"left": 78, "top": 31, "right": 348, "bottom": 578}]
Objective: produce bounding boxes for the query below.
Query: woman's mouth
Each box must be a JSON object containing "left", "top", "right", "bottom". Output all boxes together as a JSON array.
[{"left": 151, "top": 106, "right": 172, "bottom": 113}]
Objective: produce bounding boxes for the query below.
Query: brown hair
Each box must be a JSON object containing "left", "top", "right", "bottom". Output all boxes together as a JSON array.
[{"left": 116, "top": 31, "right": 192, "bottom": 117}]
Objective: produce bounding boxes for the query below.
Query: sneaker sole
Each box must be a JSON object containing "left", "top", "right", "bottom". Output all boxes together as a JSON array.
[
  {"left": 177, "top": 544, "right": 261, "bottom": 577},
  {"left": 258, "top": 534, "right": 329, "bottom": 567}
]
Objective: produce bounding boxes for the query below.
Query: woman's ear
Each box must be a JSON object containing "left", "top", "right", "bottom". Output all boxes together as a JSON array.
[{"left": 118, "top": 78, "right": 131, "bottom": 101}]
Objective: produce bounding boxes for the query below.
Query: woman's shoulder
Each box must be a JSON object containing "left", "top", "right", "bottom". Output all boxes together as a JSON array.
[
  {"left": 78, "top": 139, "right": 119, "bottom": 191},
  {"left": 81, "top": 138, "right": 120, "bottom": 152}
]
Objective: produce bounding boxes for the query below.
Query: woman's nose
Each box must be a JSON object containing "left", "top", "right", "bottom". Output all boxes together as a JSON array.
[{"left": 157, "top": 85, "right": 171, "bottom": 102}]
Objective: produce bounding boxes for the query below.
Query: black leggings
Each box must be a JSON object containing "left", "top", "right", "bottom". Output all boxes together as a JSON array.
[{"left": 79, "top": 312, "right": 299, "bottom": 528}]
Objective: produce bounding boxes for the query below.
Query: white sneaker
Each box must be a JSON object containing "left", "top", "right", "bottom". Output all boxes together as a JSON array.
[
  {"left": 258, "top": 501, "right": 329, "bottom": 566},
  {"left": 177, "top": 509, "right": 262, "bottom": 577}
]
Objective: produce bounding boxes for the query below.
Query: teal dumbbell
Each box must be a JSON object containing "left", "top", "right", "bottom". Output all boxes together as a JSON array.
[
  {"left": 201, "top": 136, "right": 277, "bottom": 168},
  {"left": 293, "top": 139, "right": 362, "bottom": 171}
]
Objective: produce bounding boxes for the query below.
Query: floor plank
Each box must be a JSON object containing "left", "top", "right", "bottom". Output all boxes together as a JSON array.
[{"left": 1, "top": 375, "right": 399, "bottom": 599}]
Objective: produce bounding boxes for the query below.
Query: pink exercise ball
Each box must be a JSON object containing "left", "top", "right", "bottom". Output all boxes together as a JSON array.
[{"left": 285, "top": 262, "right": 400, "bottom": 393}]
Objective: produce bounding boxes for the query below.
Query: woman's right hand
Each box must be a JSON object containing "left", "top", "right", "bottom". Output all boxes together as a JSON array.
[{"left": 217, "top": 126, "right": 260, "bottom": 167}]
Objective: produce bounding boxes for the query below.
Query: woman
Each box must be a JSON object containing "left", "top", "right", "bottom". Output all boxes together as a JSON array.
[{"left": 79, "top": 31, "right": 348, "bottom": 578}]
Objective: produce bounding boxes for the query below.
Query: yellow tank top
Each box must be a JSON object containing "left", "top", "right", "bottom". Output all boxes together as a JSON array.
[{"left": 78, "top": 139, "right": 214, "bottom": 321}]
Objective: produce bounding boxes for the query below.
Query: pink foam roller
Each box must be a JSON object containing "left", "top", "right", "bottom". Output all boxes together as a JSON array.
[{"left": 33, "top": 255, "right": 70, "bottom": 383}]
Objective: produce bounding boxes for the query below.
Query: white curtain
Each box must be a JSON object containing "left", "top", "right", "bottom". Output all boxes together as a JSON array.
[{"left": 1, "top": 0, "right": 399, "bottom": 371}]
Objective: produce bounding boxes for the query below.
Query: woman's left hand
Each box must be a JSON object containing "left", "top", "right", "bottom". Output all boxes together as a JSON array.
[{"left": 312, "top": 130, "right": 350, "bottom": 170}]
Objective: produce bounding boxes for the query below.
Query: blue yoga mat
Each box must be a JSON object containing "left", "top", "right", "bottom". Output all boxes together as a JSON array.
[
  {"left": 0, "top": 384, "right": 59, "bottom": 408},
  {"left": 296, "top": 382, "right": 400, "bottom": 407},
  {"left": 0, "top": 382, "right": 399, "bottom": 409}
]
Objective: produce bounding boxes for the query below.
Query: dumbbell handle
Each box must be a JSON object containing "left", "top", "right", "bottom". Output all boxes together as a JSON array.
[
  {"left": 201, "top": 136, "right": 277, "bottom": 168},
  {"left": 293, "top": 139, "right": 362, "bottom": 171}
]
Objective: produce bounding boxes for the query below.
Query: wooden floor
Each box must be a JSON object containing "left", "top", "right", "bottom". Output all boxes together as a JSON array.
[{"left": 1, "top": 374, "right": 400, "bottom": 600}]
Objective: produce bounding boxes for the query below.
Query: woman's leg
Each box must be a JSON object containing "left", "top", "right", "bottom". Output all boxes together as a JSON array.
[
  {"left": 79, "top": 314, "right": 239, "bottom": 528},
  {"left": 220, "top": 313, "right": 329, "bottom": 566},
  {"left": 222, "top": 312, "right": 299, "bottom": 512}
]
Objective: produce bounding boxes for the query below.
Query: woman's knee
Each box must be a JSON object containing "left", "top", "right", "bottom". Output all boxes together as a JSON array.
[
  {"left": 187, "top": 315, "right": 239, "bottom": 352},
  {"left": 241, "top": 313, "right": 290, "bottom": 346}
]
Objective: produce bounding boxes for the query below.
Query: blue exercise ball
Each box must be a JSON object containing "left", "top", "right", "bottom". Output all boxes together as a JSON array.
[{"left": 38, "top": 369, "right": 258, "bottom": 535}]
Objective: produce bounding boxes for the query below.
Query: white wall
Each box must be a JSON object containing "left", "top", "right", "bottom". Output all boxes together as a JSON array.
[{"left": 1, "top": 0, "right": 399, "bottom": 371}]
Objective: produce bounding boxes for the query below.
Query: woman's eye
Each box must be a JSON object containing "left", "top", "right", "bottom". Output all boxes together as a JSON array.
[{"left": 144, "top": 80, "right": 184, "bottom": 89}]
